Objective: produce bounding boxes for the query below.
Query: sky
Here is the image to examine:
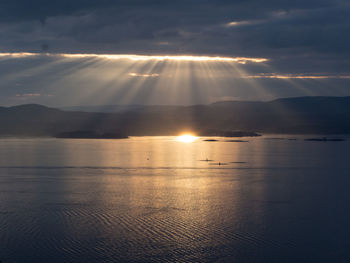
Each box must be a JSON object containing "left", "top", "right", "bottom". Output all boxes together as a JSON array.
[{"left": 0, "top": 0, "right": 350, "bottom": 106}]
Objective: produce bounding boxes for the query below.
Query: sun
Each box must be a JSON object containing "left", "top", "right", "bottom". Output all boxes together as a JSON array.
[{"left": 177, "top": 133, "right": 198, "bottom": 143}]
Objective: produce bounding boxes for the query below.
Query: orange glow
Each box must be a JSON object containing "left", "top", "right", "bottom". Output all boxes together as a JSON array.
[
  {"left": 177, "top": 133, "right": 198, "bottom": 143},
  {"left": 128, "top": 72, "right": 160, "bottom": 77}
]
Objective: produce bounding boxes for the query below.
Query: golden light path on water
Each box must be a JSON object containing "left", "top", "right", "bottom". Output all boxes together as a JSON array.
[{"left": 0, "top": 52, "right": 268, "bottom": 63}]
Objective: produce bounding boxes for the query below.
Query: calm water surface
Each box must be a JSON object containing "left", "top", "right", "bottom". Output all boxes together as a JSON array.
[{"left": 0, "top": 136, "right": 349, "bottom": 263}]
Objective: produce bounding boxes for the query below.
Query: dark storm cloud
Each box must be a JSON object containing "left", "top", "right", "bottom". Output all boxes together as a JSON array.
[
  {"left": 1, "top": 0, "right": 348, "bottom": 56},
  {"left": 0, "top": 0, "right": 115, "bottom": 22},
  {"left": 0, "top": 0, "right": 336, "bottom": 21},
  {"left": 0, "top": 0, "right": 349, "bottom": 60},
  {"left": 0, "top": 0, "right": 349, "bottom": 53}
]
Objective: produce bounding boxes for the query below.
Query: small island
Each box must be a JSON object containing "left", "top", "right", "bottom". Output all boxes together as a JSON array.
[
  {"left": 224, "top": 140, "right": 249, "bottom": 142},
  {"left": 55, "top": 131, "right": 128, "bottom": 139},
  {"left": 304, "top": 137, "right": 346, "bottom": 142},
  {"left": 200, "top": 130, "right": 261, "bottom": 137}
]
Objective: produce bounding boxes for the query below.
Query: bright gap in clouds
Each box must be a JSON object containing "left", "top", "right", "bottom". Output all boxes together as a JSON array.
[{"left": 0, "top": 52, "right": 268, "bottom": 64}]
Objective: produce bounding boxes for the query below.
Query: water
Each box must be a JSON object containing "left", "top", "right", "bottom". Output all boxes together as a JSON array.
[{"left": 0, "top": 136, "right": 349, "bottom": 262}]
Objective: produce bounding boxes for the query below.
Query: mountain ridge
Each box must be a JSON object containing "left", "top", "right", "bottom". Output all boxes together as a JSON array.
[{"left": 1, "top": 96, "right": 349, "bottom": 136}]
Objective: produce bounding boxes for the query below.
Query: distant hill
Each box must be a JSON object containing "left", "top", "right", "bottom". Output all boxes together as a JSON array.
[
  {"left": 1, "top": 96, "right": 350, "bottom": 137},
  {"left": 60, "top": 104, "right": 144, "bottom": 113}
]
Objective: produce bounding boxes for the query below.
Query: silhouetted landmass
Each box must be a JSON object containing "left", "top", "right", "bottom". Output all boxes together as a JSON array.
[
  {"left": 0, "top": 96, "right": 350, "bottom": 137},
  {"left": 304, "top": 137, "right": 346, "bottom": 141},
  {"left": 224, "top": 140, "right": 249, "bottom": 142},
  {"left": 55, "top": 131, "right": 128, "bottom": 139},
  {"left": 61, "top": 105, "right": 144, "bottom": 113},
  {"left": 201, "top": 130, "right": 261, "bottom": 137},
  {"left": 203, "top": 139, "right": 249, "bottom": 142}
]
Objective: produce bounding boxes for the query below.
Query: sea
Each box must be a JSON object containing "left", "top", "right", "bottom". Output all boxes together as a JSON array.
[{"left": 0, "top": 136, "right": 349, "bottom": 263}]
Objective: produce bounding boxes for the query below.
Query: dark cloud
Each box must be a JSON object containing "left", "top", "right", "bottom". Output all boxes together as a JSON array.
[
  {"left": 1, "top": 0, "right": 348, "bottom": 57},
  {"left": 0, "top": 0, "right": 115, "bottom": 22}
]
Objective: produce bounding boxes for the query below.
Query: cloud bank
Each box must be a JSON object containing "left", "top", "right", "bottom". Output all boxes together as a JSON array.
[{"left": 0, "top": 0, "right": 349, "bottom": 105}]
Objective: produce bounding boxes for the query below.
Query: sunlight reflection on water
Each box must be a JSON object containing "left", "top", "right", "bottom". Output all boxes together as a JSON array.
[{"left": 0, "top": 136, "right": 349, "bottom": 262}]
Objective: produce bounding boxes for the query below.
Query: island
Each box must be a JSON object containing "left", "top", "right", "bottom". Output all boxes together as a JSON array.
[
  {"left": 200, "top": 130, "right": 261, "bottom": 137},
  {"left": 224, "top": 140, "right": 249, "bottom": 142},
  {"left": 304, "top": 137, "right": 346, "bottom": 142}
]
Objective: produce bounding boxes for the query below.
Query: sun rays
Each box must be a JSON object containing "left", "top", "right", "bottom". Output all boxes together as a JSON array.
[{"left": 2, "top": 51, "right": 349, "bottom": 108}]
